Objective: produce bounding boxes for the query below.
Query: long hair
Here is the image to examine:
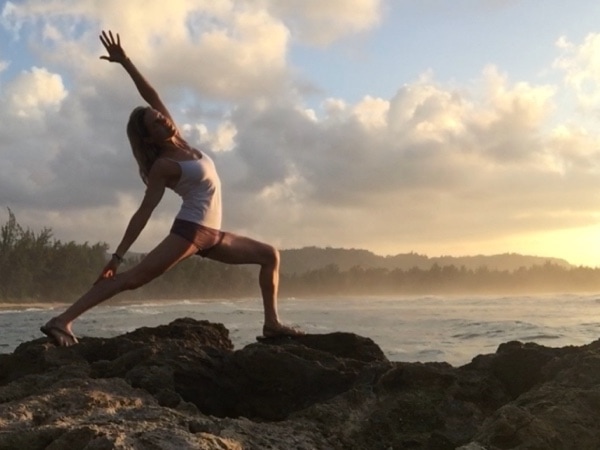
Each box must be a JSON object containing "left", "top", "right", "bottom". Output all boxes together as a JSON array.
[{"left": 126, "top": 106, "right": 161, "bottom": 184}]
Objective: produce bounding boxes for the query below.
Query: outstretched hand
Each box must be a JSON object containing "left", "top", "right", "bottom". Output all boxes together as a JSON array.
[{"left": 99, "top": 30, "right": 128, "bottom": 64}]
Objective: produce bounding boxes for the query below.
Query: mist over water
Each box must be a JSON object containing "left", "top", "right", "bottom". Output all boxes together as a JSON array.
[{"left": 3, "top": 294, "right": 600, "bottom": 366}]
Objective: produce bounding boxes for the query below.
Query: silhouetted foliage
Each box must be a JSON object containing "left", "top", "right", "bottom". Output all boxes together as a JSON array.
[
  {"left": 0, "top": 209, "right": 108, "bottom": 302},
  {"left": 2, "top": 211, "right": 600, "bottom": 304},
  {"left": 280, "top": 261, "right": 600, "bottom": 296}
]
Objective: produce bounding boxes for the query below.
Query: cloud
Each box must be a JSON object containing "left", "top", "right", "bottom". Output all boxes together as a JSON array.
[
  {"left": 0, "top": 1, "right": 21, "bottom": 38},
  {"left": 212, "top": 62, "right": 600, "bottom": 255},
  {"left": 0, "top": 2, "right": 600, "bottom": 266},
  {"left": 1, "top": 1, "right": 291, "bottom": 101},
  {"left": 264, "top": 0, "right": 382, "bottom": 46},
  {"left": 5, "top": 66, "right": 67, "bottom": 118},
  {"left": 554, "top": 33, "right": 600, "bottom": 112}
]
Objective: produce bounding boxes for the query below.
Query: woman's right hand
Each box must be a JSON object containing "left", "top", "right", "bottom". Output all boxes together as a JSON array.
[{"left": 99, "top": 30, "right": 128, "bottom": 64}]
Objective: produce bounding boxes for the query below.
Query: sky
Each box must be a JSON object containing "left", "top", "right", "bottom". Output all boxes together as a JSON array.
[{"left": 2, "top": 1, "right": 600, "bottom": 267}]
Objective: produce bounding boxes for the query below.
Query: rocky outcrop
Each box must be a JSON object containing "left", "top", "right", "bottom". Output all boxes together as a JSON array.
[{"left": 1, "top": 318, "right": 600, "bottom": 449}]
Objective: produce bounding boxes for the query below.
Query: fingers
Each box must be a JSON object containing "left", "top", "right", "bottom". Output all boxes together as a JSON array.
[
  {"left": 99, "top": 30, "right": 125, "bottom": 62},
  {"left": 99, "top": 31, "right": 111, "bottom": 52},
  {"left": 99, "top": 30, "right": 119, "bottom": 47},
  {"left": 93, "top": 265, "right": 116, "bottom": 284}
]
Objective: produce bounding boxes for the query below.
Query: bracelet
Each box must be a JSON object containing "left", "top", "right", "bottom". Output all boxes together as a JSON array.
[{"left": 112, "top": 253, "right": 124, "bottom": 263}]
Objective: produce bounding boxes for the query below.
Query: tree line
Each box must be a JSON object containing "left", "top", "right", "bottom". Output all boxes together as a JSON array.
[
  {"left": 282, "top": 262, "right": 600, "bottom": 295},
  {"left": 1, "top": 210, "right": 600, "bottom": 304},
  {"left": 0, "top": 210, "right": 255, "bottom": 304},
  {"left": 0, "top": 209, "right": 108, "bottom": 302}
]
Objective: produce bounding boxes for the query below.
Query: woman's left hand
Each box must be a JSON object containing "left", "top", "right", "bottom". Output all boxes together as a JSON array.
[{"left": 94, "top": 259, "right": 119, "bottom": 284}]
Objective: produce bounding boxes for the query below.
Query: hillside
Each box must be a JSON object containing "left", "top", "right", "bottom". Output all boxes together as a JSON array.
[{"left": 279, "top": 246, "right": 572, "bottom": 275}]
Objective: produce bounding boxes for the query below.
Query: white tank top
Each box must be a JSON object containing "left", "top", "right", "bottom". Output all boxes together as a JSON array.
[{"left": 169, "top": 154, "right": 222, "bottom": 230}]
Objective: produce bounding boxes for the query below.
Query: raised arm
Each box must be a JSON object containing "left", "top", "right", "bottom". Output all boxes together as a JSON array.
[{"left": 99, "top": 30, "right": 174, "bottom": 123}]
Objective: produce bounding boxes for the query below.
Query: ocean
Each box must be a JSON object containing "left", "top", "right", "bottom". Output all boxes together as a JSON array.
[{"left": 2, "top": 293, "right": 600, "bottom": 367}]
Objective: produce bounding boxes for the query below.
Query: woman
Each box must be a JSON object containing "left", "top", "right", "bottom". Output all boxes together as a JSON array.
[{"left": 40, "top": 30, "right": 302, "bottom": 346}]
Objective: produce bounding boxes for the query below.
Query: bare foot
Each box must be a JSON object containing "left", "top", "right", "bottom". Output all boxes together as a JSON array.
[
  {"left": 40, "top": 318, "right": 78, "bottom": 347},
  {"left": 262, "top": 323, "right": 305, "bottom": 338}
]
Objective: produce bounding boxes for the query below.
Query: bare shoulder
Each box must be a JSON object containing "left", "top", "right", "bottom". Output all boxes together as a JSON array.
[
  {"left": 148, "top": 157, "right": 181, "bottom": 185},
  {"left": 152, "top": 157, "right": 179, "bottom": 170}
]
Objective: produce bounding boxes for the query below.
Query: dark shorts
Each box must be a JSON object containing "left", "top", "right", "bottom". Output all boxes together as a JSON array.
[{"left": 170, "top": 219, "right": 225, "bottom": 257}]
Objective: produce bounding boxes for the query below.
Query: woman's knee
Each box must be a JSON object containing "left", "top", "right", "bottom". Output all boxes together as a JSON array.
[{"left": 261, "top": 244, "right": 280, "bottom": 268}]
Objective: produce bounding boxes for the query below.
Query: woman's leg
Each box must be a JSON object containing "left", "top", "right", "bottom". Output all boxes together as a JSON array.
[
  {"left": 205, "top": 232, "right": 303, "bottom": 336},
  {"left": 45, "top": 234, "right": 199, "bottom": 339}
]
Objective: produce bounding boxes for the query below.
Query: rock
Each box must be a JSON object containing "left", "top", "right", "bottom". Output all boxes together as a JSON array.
[
  {"left": 3, "top": 317, "right": 600, "bottom": 449},
  {"left": 468, "top": 346, "right": 600, "bottom": 449}
]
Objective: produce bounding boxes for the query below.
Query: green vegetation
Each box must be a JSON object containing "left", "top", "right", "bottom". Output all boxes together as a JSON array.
[
  {"left": 1, "top": 211, "right": 600, "bottom": 304},
  {"left": 0, "top": 209, "right": 108, "bottom": 302},
  {"left": 283, "top": 262, "right": 600, "bottom": 295},
  {"left": 0, "top": 210, "right": 255, "bottom": 304}
]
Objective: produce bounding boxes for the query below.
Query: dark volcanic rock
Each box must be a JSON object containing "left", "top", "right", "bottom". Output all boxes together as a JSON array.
[{"left": 2, "top": 317, "right": 600, "bottom": 449}]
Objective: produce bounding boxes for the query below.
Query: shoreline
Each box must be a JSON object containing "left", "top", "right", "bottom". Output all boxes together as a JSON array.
[
  {"left": 0, "top": 302, "right": 67, "bottom": 311},
  {"left": 0, "top": 297, "right": 252, "bottom": 312}
]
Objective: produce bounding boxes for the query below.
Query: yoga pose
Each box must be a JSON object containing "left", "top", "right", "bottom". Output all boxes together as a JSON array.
[{"left": 41, "top": 30, "right": 302, "bottom": 346}]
